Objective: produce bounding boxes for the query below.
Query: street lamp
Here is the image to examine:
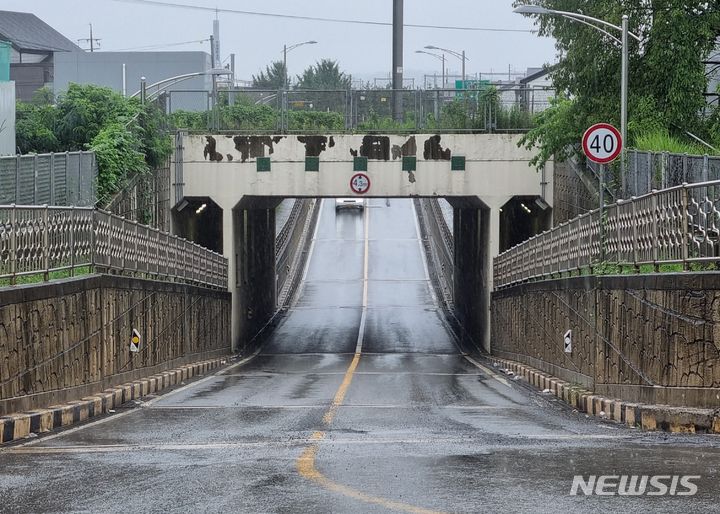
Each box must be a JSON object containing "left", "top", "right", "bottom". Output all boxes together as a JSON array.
[
  {"left": 514, "top": 5, "right": 642, "bottom": 181},
  {"left": 283, "top": 40, "right": 317, "bottom": 89},
  {"left": 416, "top": 50, "right": 445, "bottom": 88},
  {"left": 425, "top": 45, "right": 468, "bottom": 84}
]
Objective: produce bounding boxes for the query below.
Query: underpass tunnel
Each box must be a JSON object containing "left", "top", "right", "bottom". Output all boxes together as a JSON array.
[
  {"left": 172, "top": 197, "right": 224, "bottom": 253},
  {"left": 499, "top": 196, "right": 552, "bottom": 252}
]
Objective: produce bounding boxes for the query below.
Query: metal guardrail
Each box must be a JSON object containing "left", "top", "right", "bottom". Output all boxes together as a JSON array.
[
  {"left": 494, "top": 180, "right": 720, "bottom": 289},
  {"left": 0, "top": 152, "right": 97, "bottom": 206},
  {"left": 0, "top": 205, "right": 227, "bottom": 289}
]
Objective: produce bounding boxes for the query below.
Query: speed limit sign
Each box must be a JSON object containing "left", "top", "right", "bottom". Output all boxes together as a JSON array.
[{"left": 582, "top": 123, "right": 623, "bottom": 164}]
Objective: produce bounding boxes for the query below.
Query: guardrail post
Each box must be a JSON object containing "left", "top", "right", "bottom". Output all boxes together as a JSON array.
[
  {"left": 10, "top": 204, "right": 17, "bottom": 285},
  {"left": 43, "top": 205, "right": 49, "bottom": 281},
  {"left": 703, "top": 155, "right": 709, "bottom": 183},
  {"left": 121, "top": 217, "right": 126, "bottom": 273},
  {"left": 69, "top": 206, "right": 76, "bottom": 277},
  {"left": 15, "top": 154, "right": 20, "bottom": 204},
  {"left": 50, "top": 153, "right": 56, "bottom": 205},
  {"left": 33, "top": 154, "right": 39, "bottom": 204},
  {"left": 631, "top": 198, "right": 639, "bottom": 273},
  {"left": 681, "top": 183, "right": 689, "bottom": 271},
  {"left": 90, "top": 209, "right": 96, "bottom": 274},
  {"left": 651, "top": 191, "right": 659, "bottom": 272}
]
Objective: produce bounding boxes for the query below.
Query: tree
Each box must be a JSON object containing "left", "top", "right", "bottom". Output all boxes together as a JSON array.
[
  {"left": 515, "top": 1, "right": 720, "bottom": 167},
  {"left": 252, "top": 61, "right": 287, "bottom": 89},
  {"left": 296, "top": 59, "right": 351, "bottom": 90}
]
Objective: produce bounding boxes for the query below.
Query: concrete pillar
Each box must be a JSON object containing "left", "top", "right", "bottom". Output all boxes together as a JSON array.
[
  {"left": 222, "top": 207, "right": 241, "bottom": 352},
  {"left": 484, "top": 206, "right": 501, "bottom": 353},
  {"left": 453, "top": 206, "right": 488, "bottom": 352}
]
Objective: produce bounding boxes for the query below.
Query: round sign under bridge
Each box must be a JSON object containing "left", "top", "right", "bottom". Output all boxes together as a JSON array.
[
  {"left": 350, "top": 173, "right": 371, "bottom": 195},
  {"left": 582, "top": 123, "right": 623, "bottom": 164}
]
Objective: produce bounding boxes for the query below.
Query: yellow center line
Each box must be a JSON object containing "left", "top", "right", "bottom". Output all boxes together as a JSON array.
[{"left": 296, "top": 200, "right": 446, "bottom": 514}]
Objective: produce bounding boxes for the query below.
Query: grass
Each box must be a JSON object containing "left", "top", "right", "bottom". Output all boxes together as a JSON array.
[
  {"left": 0, "top": 266, "right": 92, "bottom": 287},
  {"left": 633, "top": 130, "right": 718, "bottom": 156}
]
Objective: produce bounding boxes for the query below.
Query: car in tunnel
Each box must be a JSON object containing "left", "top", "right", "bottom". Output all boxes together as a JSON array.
[{"left": 335, "top": 198, "right": 365, "bottom": 211}]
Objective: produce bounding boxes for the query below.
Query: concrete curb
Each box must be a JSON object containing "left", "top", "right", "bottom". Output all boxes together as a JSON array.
[
  {"left": 492, "top": 357, "right": 720, "bottom": 435},
  {"left": 0, "top": 358, "right": 226, "bottom": 445}
]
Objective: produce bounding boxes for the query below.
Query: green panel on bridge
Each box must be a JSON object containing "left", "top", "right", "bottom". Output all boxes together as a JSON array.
[
  {"left": 402, "top": 156, "right": 417, "bottom": 172},
  {"left": 451, "top": 156, "right": 466, "bottom": 171},
  {"left": 305, "top": 157, "right": 320, "bottom": 172},
  {"left": 257, "top": 157, "right": 271, "bottom": 172},
  {"left": 353, "top": 156, "right": 368, "bottom": 172}
]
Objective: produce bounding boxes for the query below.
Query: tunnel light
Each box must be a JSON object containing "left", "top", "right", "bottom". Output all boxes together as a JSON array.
[
  {"left": 520, "top": 203, "right": 532, "bottom": 214},
  {"left": 196, "top": 203, "right": 207, "bottom": 214}
]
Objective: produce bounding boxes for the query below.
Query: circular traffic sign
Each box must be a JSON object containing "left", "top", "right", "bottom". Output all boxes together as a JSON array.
[
  {"left": 582, "top": 123, "right": 623, "bottom": 164},
  {"left": 350, "top": 173, "right": 371, "bottom": 195}
]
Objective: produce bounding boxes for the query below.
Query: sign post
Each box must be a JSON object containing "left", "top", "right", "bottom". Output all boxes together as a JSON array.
[{"left": 582, "top": 123, "right": 623, "bottom": 263}]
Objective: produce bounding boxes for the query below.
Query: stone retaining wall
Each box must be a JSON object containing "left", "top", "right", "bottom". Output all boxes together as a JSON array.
[
  {"left": 492, "top": 274, "right": 720, "bottom": 408},
  {"left": 0, "top": 275, "right": 231, "bottom": 415}
]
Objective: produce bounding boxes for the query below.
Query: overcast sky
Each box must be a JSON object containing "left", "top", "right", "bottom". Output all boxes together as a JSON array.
[{"left": 7, "top": 0, "right": 557, "bottom": 84}]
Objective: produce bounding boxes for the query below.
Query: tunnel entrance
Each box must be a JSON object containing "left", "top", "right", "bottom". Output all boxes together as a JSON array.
[
  {"left": 171, "top": 194, "right": 541, "bottom": 354},
  {"left": 172, "top": 197, "right": 224, "bottom": 254}
]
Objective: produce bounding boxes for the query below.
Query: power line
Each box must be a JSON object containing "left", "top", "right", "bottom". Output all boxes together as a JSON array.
[
  {"left": 106, "top": 38, "right": 210, "bottom": 52},
  {"left": 109, "top": 0, "right": 536, "bottom": 33}
]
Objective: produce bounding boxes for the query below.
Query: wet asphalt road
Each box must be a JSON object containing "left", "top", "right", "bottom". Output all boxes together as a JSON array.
[{"left": 1, "top": 199, "right": 720, "bottom": 513}]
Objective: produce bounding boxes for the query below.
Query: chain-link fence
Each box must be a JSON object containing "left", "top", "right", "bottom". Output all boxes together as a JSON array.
[
  {"left": 0, "top": 152, "right": 97, "bottom": 206},
  {"left": 167, "top": 87, "right": 554, "bottom": 133}
]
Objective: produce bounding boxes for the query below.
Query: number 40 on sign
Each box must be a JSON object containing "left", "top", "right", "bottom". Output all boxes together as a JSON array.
[{"left": 582, "top": 123, "right": 623, "bottom": 164}]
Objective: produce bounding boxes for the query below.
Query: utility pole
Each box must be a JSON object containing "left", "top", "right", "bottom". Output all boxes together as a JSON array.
[
  {"left": 392, "top": 0, "right": 404, "bottom": 121},
  {"left": 77, "top": 23, "right": 101, "bottom": 52}
]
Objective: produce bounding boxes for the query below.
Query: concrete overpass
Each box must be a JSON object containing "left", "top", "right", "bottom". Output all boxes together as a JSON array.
[{"left": 172, "top": 133, "right": 554, "bottom": 351}]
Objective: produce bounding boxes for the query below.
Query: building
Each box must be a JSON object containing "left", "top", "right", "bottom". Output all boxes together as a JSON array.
[
  {"left": 0, "top": 10, "right": 81, "bottom": 101},
  {"left": 517, "top": 67, "right": 555, "bottom": 114},
  {"left": 54, "top": 51, "right": 213, "bottom": 111}
]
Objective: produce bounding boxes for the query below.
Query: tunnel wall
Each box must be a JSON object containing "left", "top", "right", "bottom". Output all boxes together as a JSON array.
[
  {"left": 492, "top": 274, "right": 720, "bottom": 408},
  {"left": 0, "top": 275, "right": 231, "bottom": 415}
]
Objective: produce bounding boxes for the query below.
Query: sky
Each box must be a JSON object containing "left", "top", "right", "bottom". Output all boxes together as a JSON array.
[{"left": 5, "top": 0, "right": 558, "bottom": 85}]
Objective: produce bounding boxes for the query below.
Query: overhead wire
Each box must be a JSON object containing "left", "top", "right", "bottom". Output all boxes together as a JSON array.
[{"left": 109, "top": 0, "right": 536, "bottom": 33}]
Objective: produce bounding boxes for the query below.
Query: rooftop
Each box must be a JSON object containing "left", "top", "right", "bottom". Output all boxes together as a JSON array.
[{"left": 0, "top": 10, "right": 80, "bottom": 53}]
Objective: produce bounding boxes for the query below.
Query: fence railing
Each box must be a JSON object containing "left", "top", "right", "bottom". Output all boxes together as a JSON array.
[
  {"left": 494, "top": 180, "right": 720, "bottom": 289},
  {"left": 165, "top": 86, "right": 554, "bottom": 133},
  {"left": 0, "top": 152, "right": 97, "bottom": 206},
  {"left": 588, "top": 150, "right": 720, "bottom": 200},
  {"left": 103, "top": 164, "right": 171, "bottom": 231},
  {"left": 0, "top": 205, "right": 227, "bottom": 289}
]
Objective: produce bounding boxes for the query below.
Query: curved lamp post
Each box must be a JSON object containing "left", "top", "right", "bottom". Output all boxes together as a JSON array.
[
  {"left": 416, "top": 50, "right": 446, "bottom": 88},
  {"left": 283, "top": 40, "right": 317, "bottom": 89},
  {"left": 514, "top": 5, "right": 642, "bottom": 179},
  {"left": 425, "top": 45, "right": 468, "bottom": 84}
]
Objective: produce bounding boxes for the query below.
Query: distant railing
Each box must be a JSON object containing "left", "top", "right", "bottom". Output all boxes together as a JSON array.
[
  {"left": 103, "top": 164, "right": 171, "bottom": 231},
  {"left": 165, "top": 86, "right": 555, "bottom": 133},
  {"left": 494, "top": 180, "right": 720, "bottom": 289},
  {"left": 0, "top": 152, "right": 97, "bottom": 206},
  {"left": 0, "top": 205, "right": 227, "bottom": 289}
]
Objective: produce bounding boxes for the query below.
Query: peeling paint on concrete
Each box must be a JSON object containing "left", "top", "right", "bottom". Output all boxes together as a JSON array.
[
  {"left": 408, "top": 171, "right": 416, "bottom": 184},
  {"left": 203, "top": 136, "right": 224, "bottom": 162},
  {"left": 392, "top": 136, "right": 417, "bottom": 160},
  {"left": 349, "top": 135, "right": 391, "bottom": 160},
  {"left": 424, "top": 135, "right": 452, "bottom": 161},
  {"left": 233, "top": 136, "right": 284, "bottom": 163},
  {"left": 227, "top": 154, "right": 234, "bottom": 162},
  {"left": 297, "top": 136, "right": 331, "bottom": 157}
]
